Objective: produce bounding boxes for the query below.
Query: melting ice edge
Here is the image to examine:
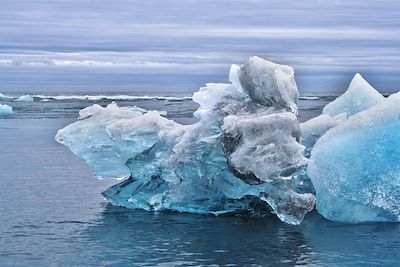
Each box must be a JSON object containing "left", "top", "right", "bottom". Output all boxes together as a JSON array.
[{"left": 56, "top": 56, "right": 400, "bottom": 225}]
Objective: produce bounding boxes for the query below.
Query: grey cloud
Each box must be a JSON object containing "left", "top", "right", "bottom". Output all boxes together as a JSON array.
[{"left": 0, "top": 0, "right": 399, "bottom": 92}]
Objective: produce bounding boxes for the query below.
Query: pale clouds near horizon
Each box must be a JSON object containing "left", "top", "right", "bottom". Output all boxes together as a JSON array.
[{"left": 0, "top": 0, "right": 399, "bottom": 93}]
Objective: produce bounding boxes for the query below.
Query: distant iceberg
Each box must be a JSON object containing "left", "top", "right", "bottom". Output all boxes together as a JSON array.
[
  {"left": 56, "top": 56, "right": 400, "bottom": 224},
  {"left": 32, "top": 94, "right": 192, "bottom": 101},
  {"left": 15, "top": 94, "right": 34, "bottom": 102},
  {"left": 0, "top": 103, "right": 13, "bottom": 115},
  {"left": 0, "top": 93, "right": 13, "bottom": 99}
]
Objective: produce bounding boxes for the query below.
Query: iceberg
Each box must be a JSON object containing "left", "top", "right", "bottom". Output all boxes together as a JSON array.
[
  {"left": 308, "top": 93, "right": 400, "bottom": 222},
  {"left": 0, "top": 103, "right": 13, "bottom": 115},
  {"left": 15, "top": 94, "right": 34, "bottom": 102},
  {"left": 56, "top": 56, "right": 315, "bottom": 225}
]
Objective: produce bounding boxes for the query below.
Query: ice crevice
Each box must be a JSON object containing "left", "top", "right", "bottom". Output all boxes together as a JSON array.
[{"left": 56, "top": 56, "right": 400, "bottom": 224}]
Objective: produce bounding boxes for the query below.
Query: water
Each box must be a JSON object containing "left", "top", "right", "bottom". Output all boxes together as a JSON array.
[{"left": 1, "top": 93, "right": 400, "bottom": 266}]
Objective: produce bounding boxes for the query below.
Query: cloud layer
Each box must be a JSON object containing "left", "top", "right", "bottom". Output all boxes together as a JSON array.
[{"left": 0, "top": 0, "right": 399, "bottom": 92}]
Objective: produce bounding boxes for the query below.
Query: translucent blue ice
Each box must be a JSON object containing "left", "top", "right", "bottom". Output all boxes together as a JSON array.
[
  {"left": 308, "top": 93, "right": 400, "bottom": 222},
  {"left": 0, "top": 103, "right": 13, "bottom": 115},
  {"left": 56, "top": 57, "right": 315, "bottom": 225},
  {"left": 322, "top": 73, "right": 384, "bottom": 117},
  {"left": 300, "top": 73, "right": 400, "bottom": 223},
  {"left": 301, "top": 73, "right": 384, "bottom": 157}
]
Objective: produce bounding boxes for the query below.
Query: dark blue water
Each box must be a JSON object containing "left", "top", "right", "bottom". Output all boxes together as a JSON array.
[{"left": 1, "top": 94, "right": 400, "bottom": 266}]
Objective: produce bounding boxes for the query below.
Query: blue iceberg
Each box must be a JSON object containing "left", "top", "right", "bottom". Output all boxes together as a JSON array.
[
  {"left": 308, "top": 93, "right": 400, "bottom": 223},
  {"left": 0, "top": 103, "right": 13, "bottom": 115},
  {"left": 56, "top": 57, "right": 315, "bottom": 225}
]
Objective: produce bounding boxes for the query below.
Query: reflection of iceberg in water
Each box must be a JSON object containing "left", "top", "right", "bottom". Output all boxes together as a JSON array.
[
  {"left": 57, "top": 56, "right": 400, "bottom": 224},
  {"left": 80, "top": 206, "right": 400, "bottom": 266},
  {"left": 82, "top": 205, "right": 310, "bottom": 266}
]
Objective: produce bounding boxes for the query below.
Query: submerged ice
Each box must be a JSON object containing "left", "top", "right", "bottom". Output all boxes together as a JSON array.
[{"left": 57, "top": 56, "right": 400, "bottom": 224}]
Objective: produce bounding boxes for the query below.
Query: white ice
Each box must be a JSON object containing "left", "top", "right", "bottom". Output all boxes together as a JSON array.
[
  {"left": 301, "top": 73, "right": 384, "bottom": 156},
  {"left": 15, "top": 94, "right": 34, "bottom": 102}
]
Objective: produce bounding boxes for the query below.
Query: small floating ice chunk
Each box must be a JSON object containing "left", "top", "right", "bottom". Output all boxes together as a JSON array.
[
  {"left": 299, "top": 96, "right": 319, "bottom": 100},
  {"left": 0, "top": 103, "right": 13, "bottom": 115},
  {"left": 15, "top": 94, "right": 34, "bottom": 102},
  {"left": 0, "top": 93, "right": 14, "bottom": 99}
]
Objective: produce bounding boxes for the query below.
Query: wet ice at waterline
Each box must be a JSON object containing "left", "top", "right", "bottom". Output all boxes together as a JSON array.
[{"left": 56, "top": 57, "right": 400, "bottom": 224}]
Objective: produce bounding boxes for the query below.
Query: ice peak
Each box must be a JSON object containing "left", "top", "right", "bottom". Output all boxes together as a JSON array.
[
  {"left": 322, "top": 73, "right": 384, "bottom": 117},
  {"left": 350, "top": 73, "right": 375, "bottom": 91}
]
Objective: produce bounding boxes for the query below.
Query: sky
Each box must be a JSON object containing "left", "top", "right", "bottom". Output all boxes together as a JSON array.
[{"left": 0, "top": 0, "right": 399, "bottom": 93}]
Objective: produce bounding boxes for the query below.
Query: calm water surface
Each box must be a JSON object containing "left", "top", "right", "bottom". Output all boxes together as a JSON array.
[{"left": 1, "top": 94, "right": 400, "bottom": 266}]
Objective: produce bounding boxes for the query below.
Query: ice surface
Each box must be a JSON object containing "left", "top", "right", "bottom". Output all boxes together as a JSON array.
[
  {"left": 323, "top": 73, "right": 384, "bottom": 117},
  {"left": 301, "top": 73, "right": 384, "bottom": 156},
  {"left": 15, "top": 94, "right": 34, "bottom": 102},
  {"left": 301, "top": 114, "right": 347, "bottom": 157},
  {"left": 57, "top": 57, "right": 315, "bottom": 224},
  {"left": 56, "top": 102, "right": 180, "bottom": 180},
  {"left": 239, "top": 56, "right": 299, "bottom": 114},
  {"left": 0, "top": 103, "right": 13, "bottom": 115},
  {"left": 223, "top": 112, "right": 307, "bottom": 182},
  {"left": 308, "top": 92, "right": 400, "bottom": 222}
]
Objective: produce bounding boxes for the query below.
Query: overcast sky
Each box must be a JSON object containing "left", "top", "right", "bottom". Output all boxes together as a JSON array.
[{"left": 0, "top": 0, "right": 399, "bottom": 93}]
